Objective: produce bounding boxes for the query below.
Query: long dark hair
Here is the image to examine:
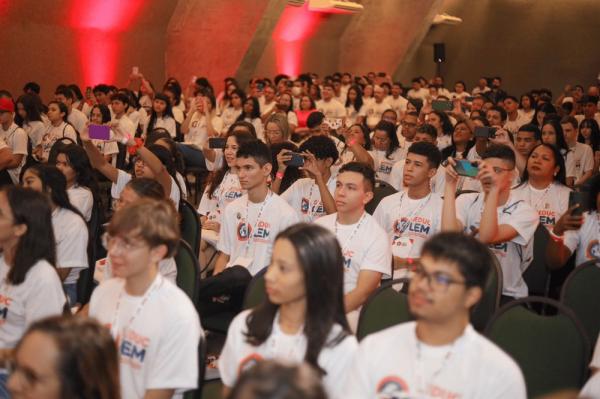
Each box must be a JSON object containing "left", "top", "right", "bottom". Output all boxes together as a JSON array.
[
  {"left": 345, "top": 84, "right": 363, "bottom": 111},
  {"left": 578, "top": 118, "right": 600, "bottom": 152},
  {"left": 2, "top": 186, "right": 56, "bottom": 285},
  {"left": 270, "top": 142, "right": 302, "bottom": 193},
  {"left": 431, "top": 110, "right": 454, "bottom": 136},
  {"left": 22, "top": 164, "right": 85, "bottom": 220},
  {"left": 14, "top": 94, "right": 42, "bottom": 126},
  {"left": 347, "top": 123, "right": 372, "bottom": 151},
  {"left": 244, "top": 223, "right": 350, "bottom": 374},
  {"left": 206, "top": 130, "right": 255, "bottom": 198},
  {"left": 145, "top": 129, "right": 185, "bottom": 175},
  {"left": 54, "top": 144, "right": 99, "bottom": 196},
  {"left": 20, "top": 316, "right": 121, "bottom": 399},
  {"left": 91, "top": 104, "right": 111, "bottom": 124},
  {"left": 146, "top": 93, "right": 175, "bottom": 133},
  {"left": 442, "top": 120, "right": 475, "bottom": 159},
  {"left": 238, "top": 97, "right": 261, "bottom": 121},
  {"left": 518, "top": 143, "right": 567, "bottom": 187},
  {"left": 373, "top": 120, "right": 400, "bottom": 159},
  {"left": 541, "top": 118, "right": 569, "bottom": 155}
]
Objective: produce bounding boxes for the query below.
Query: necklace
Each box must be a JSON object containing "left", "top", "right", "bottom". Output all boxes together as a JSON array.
[{"left": 415, "top": 339, "right": 456, "bottom": 396}]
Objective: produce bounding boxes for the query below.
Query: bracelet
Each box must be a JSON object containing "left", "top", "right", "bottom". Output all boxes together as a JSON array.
[
  {"left": 549, "top": 228, "right": 564, "bottom": 243},
  {"left": 275, "top": 171, "right": 284, "bottom": 180}
]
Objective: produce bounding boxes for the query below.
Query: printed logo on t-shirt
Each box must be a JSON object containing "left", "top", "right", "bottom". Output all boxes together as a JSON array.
[
  {"left": 342, "top": 249, "right": 355, "bottom": 270},
  {"left": 489, "top": 242, "right": 508, "bottom": 256},
  {"left": 378, "top": 162, "right": 393, "bottom": 175},
  {"left": 0, "top": 294, "right": 12, "bottom": 323},
  {"left": 586, "top": 239, "right": 600, "bottom": 260},
  {"left": 236, "top": 221, "right": 272, "bottom": 243},
  {"left": 393, "top": 217, "right": 432, "bottom": 238},
  {"left": 238, "top": 353, "right": 264, "bottom": 375},
  {"left": 224, "top": 190, "right": 243, "bottom": 201},
  {"left": 117, "top": 328, "right": 151, "bottom": 370},
  {"left": 376, "top": 376, "right": 409, "bottom": 398},
  {"left": 237, "top": 223, "right": 252, "bottom": 241},
  {"left": 300, "top": 197, "right": 324, "bottom": 216},
  {"left": 538, "top": 209, "right": 557, "bottom": 227}
]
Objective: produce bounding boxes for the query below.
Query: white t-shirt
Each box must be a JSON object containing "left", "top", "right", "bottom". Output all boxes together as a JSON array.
[
  {"left": 23, "top": 120, "right": 46, "bottom": 147},
  {"left": 185, "top": 112, "right": 223, "bottom": 147},
  {"left": 407, "top": 88, "right": 429, "bottom": 101},
  {"left": 503, "top": 113, "right": 531, "bottom": 135},
  {"left": 197, "top": 171, "right": 243, "bottom": 224},
  {"left": 220, "top": 107, "right": 242, "bottom": 134},
  {"left": 359, "top": 99, "right": 392, "bottom": 129},
  {"left": 89, "top": 275, "right": 202, "bottom": 399},
  {"left": 456, "top": 192, "right": 539, "bottom": 298},
  {"left": 68, "top": 108, "right": 88, "bottom": 134},
  {"left": 219, "top": 309, "right": 357, "bottom": 399},
  {"left": 315, "top": 212, "right": 391, "bottom": 293},
  {"left": 0, "top": 122, "right": 28, "bottom": 184},
  {"left": 437, "top": 134, "right": 452, "bottom": 151},
  {"left": 451, "top": 91, "right": 471, "bottom": 101},
  {"left": 52, "top": 207, "right": 89, "bottom": 285},
  {"left": 344, "top": 322, "right": 526, "bottom": 399},
  {"left": 39, "top": 122, "right": 77, "bottom": 162},
  {"left": 511, "top": 182, "right": 570, "bottom": 230},
  {"left": 145, "top": 115, "right": 177, "bottom": 138},
  {"left": 217, "top": 192, "right": 299, "bottom": 275},
  {"left": 565, "top": 142, "right": 594, "bottom": 180},
  {"left": 316, "top": 99, "right": 346, "bottom": 119},
  {"left": 281, "top": 175, "right": 336, "bottom": 222},
  {"left": 114, "top": 114, "right": 136, "bottom": 138},
  {"left": 387, "top": 95, "right": 409, "bottom": 116},
  {"left": 368, "top": 148, "right": 405, "bottom": 185},
  {"left": 345, "top": 105, "right": 360, "bottom": 126},
  {"left": 68, "top": 185, "right": 93, "bottom": 222},
  {"left": 564, "top": 211, "right": 600, "bottom": 267},
  {"left": 111, "top": 170, "right": 181, "bottom": 206},
  {"left": 0, "top": 257, "right": 65, "bottom": 349},
  {"left": 172, "top": 107, "right": 184, "bottom": 124},
  {"left": 373, "top": 191, "right": 443, "bottom": 265}
]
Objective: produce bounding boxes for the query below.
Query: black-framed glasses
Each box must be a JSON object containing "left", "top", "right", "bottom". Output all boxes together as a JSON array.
[{"left": 412, "top": 265, "right": 467, "bottom": 291}]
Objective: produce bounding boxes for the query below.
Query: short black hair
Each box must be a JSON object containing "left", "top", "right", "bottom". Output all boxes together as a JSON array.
[
  {"left": 236, "top": 139, "right": 272, "bottom": 167},
  {"left": 518, "top": 123, "right": 541, "bottom": 141},
  {"left": 504, "top": 95, "right": 519, "bottom": 103},
  {"left": 54, "top": 86, "right": 74, "bottom": 100},
  {"left": 306, "top": 111, "right": 325, "bottom": 129},
  {"left": 92, "top": 84, "right": 110, "bottom": 94},
  {"left": 110, "top": 92, "right": 130, "bottom": 105},
  {"left": 416, "top": 123, "right": 437, "bottom": 140},
  {"left": 560, "top": 115, "right": 579, "bottom": 130},
  {"left": 487, "top": 105, "right": 507, "bottom": 123},
  {"left": 421, "top": 232, "right": 491, "bottom": 290},
  {"left": 407, "top": 141, "right": 441, "bottom": 169},
  {"left": 23, "top": 82, "right": 41, "bottom": 94},
  {"left": 338, "top": 162, "right": 375, "bottom": 192},
  {"left": 482, "top": 144, "right": 516, "bottom": 168},
  {"left": 298, "top": 135, "right": 339, "bottom": 164}
]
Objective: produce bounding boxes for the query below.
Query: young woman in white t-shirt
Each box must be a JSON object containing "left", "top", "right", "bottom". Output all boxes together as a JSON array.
[
  {"left": 53, "top": 144, "right": 98, "bottom": 222},
  {"left": 426, "top": 110, "right": 453, "bottom": 151},
  {"left": 336, "top": 123, "right": 374, "bottom": 169},
  {"left": 237, "top": 97, "right": 264, "bottom": 141},
  {"left": 143, "top": 93, "right": 177, "bottom": 138},
  {"left": 219, "top": 223, "right": 357, "bottom": 399},
  {"left": 21, "top": 164, "right": 89, "bottom": 305},
  {"left": 89, "top": 104, "right": 119, "bottom": 163},
  {"left": 36, "top": 101, "right": 77, "bottom": 162},
  {"left": 14, "top": 94, "right": 45, "bottom": 147},
  {"left": 8, "top": 316, "right": 120, "bottom": 399},
  {"left": 368, "top": 120, "right": 404, "bottom": 185},
  {"left": 221, "top": 89, "right": 245, "bottom": 135},
  {"left": 513, "top": 143, "right": 571, "bottom": 230},
  {"left": 0, "top": 187, "right": 66, "bottom": 393},
  {"left": 344, "top": 85, "right": 364, "bottom": 127},
  {"left": 578, "top": 118, "right": 600, "bottom": 172}
]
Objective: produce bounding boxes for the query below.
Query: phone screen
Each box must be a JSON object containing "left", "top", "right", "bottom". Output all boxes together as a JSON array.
[
  {"left": 569, "top": 191, "right": 590, "bottom": 216},
  {"left": 89, "top": 124, "right": 110, "bottom": 140},
  {"left": 284, "top": 152, "right": 305, "bottom": 167},
  {"left": 432, "top": 100, "right": 453, "bottom": 112},
  {"left": 454, "top": 159, "right": 479, "bottom": 177}
]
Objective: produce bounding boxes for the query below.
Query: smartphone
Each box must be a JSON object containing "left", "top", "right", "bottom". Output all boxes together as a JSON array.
[
  {"left": 325, "top": 118, "right": 342, "bottom": 130},
  {"left": 208, "top": 137, "right": 226, "bottom": 149},
  {"left": 284, "top": 152, "right": 305, "bottom": 167},
  {"left": 474, "top": 126, "right": 497, "bottom": 139},
  {"left": 454, "top": 159, "right": 479, "bottom": 177},
  {"left": 465, "top": 96, "right": 475, "bottom": 102},
  {"left": 569, "top": 191, "right": 590, "bottom": 216},
  {"left": 89, "top": 124, "right": 110, "bottom": 140},
  {"left": 132, "top": 66, "right": 139, "bottom": 75},
  {"left": 431, "top": 100, "right": 453, "bottom": 112},
  {"left": 256, "top": 83, "right": 264, "bottom": 90}
]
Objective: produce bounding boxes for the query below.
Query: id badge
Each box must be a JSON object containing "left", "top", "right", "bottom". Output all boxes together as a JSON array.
[
  {"left": 233, "top": 256, "right": 254, "bottom": 269},
  {"left": 392, "top": 236, "right": 413, "bottom": 259}
]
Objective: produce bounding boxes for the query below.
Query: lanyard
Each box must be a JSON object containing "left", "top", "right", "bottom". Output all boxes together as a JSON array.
[
  {"left": 397, "top": 192, "right": 432, "bottom": 235},
  {"left": 528, "top": 182, "right": 552, "bottom": 211},
  {"left": 415, "top": 339, "right": 455, "bottom": 398},
  {"left": 244, "top": 191, "right": 272, "bottom": 255},
  {"left": 110, "top": 274, "right": 162, "bottom": 339},
  {"left": 335, "top": 212, "right": 366, "bottom": 254}
]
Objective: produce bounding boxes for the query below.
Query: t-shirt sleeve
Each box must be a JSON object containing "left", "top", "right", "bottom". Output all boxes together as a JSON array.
[
  {"left": 56, "top": 215, "right": 89, "bottom": 269},
  {"left": 64, "top": 125, "right": 78, "bottom": 141},
  {"left": 389, "top": 162, "right": 403, "bottom": 190},
  {"left": 361, "top": 222, "right": 392, "bottom": 276},
  {"left": 12, "top": 129, "right": 28, "bottom": 155},
  {"left": 565, "top": 153, "right": 576, "bottom": 178},
  {"left": 341, "top": 337, "right": 375, "bottom": 398},
  {"left": 218, "top": 312, "right": 246, "bottom": 387},
  {"left": 321, "top": 335, "right": 358, "bottom": 399},
  {"left": 455, "top": 193, "right": 476, "bottom": 229},
  {"left": 582, "top": 145, "right": 595, "bottom": 173},
  {"left": 357, "top": 104, "right": 367, "bottom": 117},
  {"left": 280, "top": 181, "right": 300, "bottom": 210},
  {"left": 287, "top": 112, "right": 298, "bottom": 127},
  {"left": 147, "top": 307, "right": 202, "bottom": 390},
  {"left": 197, "top": 187, "right": 214, "bottom": 216},
  {"left": 217, "top": 205, "right": 234, "bottom": 255},
  {"left": 501, "top": 201, "right": 539, "bottom": 245},
  {"left": 372, "top": 198, "right": 389, "bottom": 231},
  {"left": 25, "top": 266, "right": 66, "bottom": 327},
  {"left": 563, "top": 225, "right": 581, "bottom": 253}
]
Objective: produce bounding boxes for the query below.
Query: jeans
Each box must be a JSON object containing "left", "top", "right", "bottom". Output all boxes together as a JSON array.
[
  {"left": 63, "top": 283, "right": 78, "bottom": 306},
  {"left": 0, "top": 372, "right": 10, "bottom": 399}
]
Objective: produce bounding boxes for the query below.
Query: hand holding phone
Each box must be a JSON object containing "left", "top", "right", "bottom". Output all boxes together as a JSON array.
[
  {"left": 568, "top": 191, "right": 590, "bottom": 216},
  {"left": 474, "top": 126, "right": 497, "bottom": 139},
  {"left": 431, "top": 100, "right": 453, "bottom": 112},
  {"left": 453, "top": 159, "right": 479, "bottom": 177},
  {"left": 89, "top": 124, "right": 111, "bottom": 140},
  {"left": 283, "top": 152, "right": 305, "bottom": 167}
]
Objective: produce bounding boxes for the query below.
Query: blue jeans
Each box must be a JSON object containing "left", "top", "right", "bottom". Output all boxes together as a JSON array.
[
  {"left": 176, "top": 143, "right": 207, "bottom": 169},
  {"left": 63, "top": 283, "right": 78, "bottom": 306},
  {"left": 0, "top": 372, "right": 10, "bottom": 398}
]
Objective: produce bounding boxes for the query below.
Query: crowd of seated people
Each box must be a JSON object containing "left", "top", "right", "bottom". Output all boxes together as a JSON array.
[{"left": 0, "top": 70, "right": 599, "bottom": 399}]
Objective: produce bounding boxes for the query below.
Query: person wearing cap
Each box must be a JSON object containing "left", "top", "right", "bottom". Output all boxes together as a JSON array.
[
  {"left": 0, "top": 98, "right": 28, "bottom": 186},
  {"left": 575, "top": 95, "right": 600, "bottom": 127}
]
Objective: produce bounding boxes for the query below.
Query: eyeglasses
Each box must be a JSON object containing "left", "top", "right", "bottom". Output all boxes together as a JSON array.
[
  {"left": 101, "top": 233, "right": 146, "bottom": 253},
  {"left": 491, "top": 166, "right": 512, "bottom": 174},
  {"left": 412, "top": 265, "right": 466, "bottom": 291}
]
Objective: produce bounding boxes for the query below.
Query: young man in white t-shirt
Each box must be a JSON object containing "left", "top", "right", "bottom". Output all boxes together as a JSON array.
[
  {"left": 198, "top": 140, "right": 299, "bottom": 317},
  {"left": 503, "top": 95, "right": 531, "bottom": 134},
  {"left": 562, "top": 115, "right": 594, "bottom": 187},
  {"left": 359, "top": 85, "right": 391, "bottom": 130},
  {"left": 55, "top": 86, "right": 88, "bottom": 135},
  {"left": 0, "top": 98, "right": 28, "bottom": 185},
  {"left": 344, "top": 232, "right": 526, "bottom": 398},
  {"left": 315, "top": 162, "right": 391, "bottom": 329},
  {"left": 89, "top": 199, "right": 202, "bottom": 399},
  {"left": 374, "top": 142, "right": 443, "bottom": 275},
  {"left": 316, "top": 83, "right": 346, "bottom": 119},
  {"left": 280, "top": 135, "right": 338, "bottom": 222},
  {"left": 442, "top": 144, "right": 539, "bottom": 301},
  {"left": 110, "top": 93, "right": 136, "bottom": 138}
]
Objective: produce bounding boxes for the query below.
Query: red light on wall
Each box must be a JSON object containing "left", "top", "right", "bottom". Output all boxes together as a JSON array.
[
  {"left": 69, "top": 0, "right": 145, "bottom": 87},
  {"left": 273, "top": 4, "right": 325, "bottom": 77}
]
